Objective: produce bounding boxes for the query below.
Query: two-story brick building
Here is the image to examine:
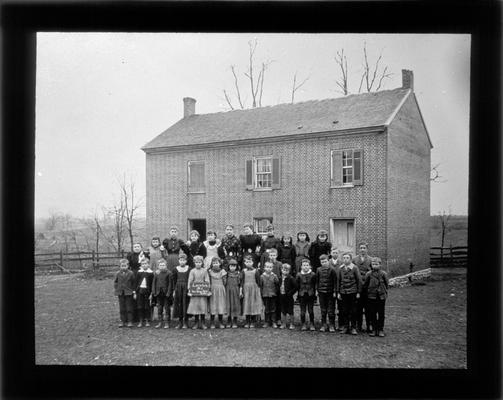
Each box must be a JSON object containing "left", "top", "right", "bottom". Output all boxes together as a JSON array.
[{"left": 142, "top": 70, "right": 432, "bottom": 276}]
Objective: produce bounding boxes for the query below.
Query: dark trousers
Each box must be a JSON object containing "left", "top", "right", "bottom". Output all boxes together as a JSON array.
[
  {"left": 356, "top": 291, "right": 371, "bottom": 330},
  {"left": 367, "top": 298, "right": 386, "bottom": 331},
  {"left": 156, "top": 292, "right": 171, "bottom": 321},
  {"left": 337, "top": 298, "right": 343, "bottom": 327},
  {"left": 340, "top": 293, "right": 357, "bottom": 329},
  {"left": 279, "top": 294, "right": 294, "bottom": 315},
  {"left": 318, "top": 292, "right": 336, "bottom": 324},
  {"left": 275, "top": 296, "right": 282, "bottom": 322},
  {"left": 299, "top": 294, "right": 315, "bottom": 323},
  {"left": 136, "top": 290, "right": 151, "bottom": 322},
  {"left": 262, "top": 297, "right": 276, "bottom": 323},
  {"left": 118, "top": 295, "right": 134, "bottom": 323}
]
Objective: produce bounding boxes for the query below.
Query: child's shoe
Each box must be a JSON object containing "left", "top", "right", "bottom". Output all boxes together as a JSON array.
[
  {"left": 210, "top": 323, "right": 216, "bottom": 329},
  {"left": 279, "top": 322, "right": 286, "bottom": 329},
  {"left": 272, "top": 322, "right": 278, "bottom": 329},
  {"left": 319, "top": 324, "right": 327, "bottom": 332},
  {"left": 164, "top": 321, "right": 170, "bottom": 329},
  {"left": 118, "top": 322, "right": 124, "bottom": 328},
  {"left": 339, "top": 326, "right": 347, "bottom": 334},
  {"left": 175, "top": 321, "right": 182, "bottom": 329},
  {"left": 309, "top": 323, "right": 316, "bottom": 331},
  {"left": 289, "top": 324, "right": 295, "bottom": 330},
  {"left": 369, "top": 330, "right": 376, "bottom": 336},
  {"left": 127, "top": 322, "right": 133, "bottom": 328},
  {"left": 243, "top": 323, "right": 250, "bottom": 329},
  {"left": 155, "top": 321, "right": 162, "bottom": 328},
  {"left": 378, "top": 330, "right": 385, "bottom": 337},
  {"left": 301, "top": 323, "right": 307, "bottom": 331},
  {"left": 351, "top": 328, "right": 358, "bottom": 335},
  {"left": 232, "top": 323, "right": 238, "bottom": 329},
  {"left": 249, "top": 323, "right": 255, "bottom": 328},
  {"left": 137, "top": 321, "right": 143, "bottom": 328},
  {"left": 145, "top": 321, "right": 150, "bottom": 327},
  {"left": 329, "top": 324, "right": 336, "bottom": 333},
  {"left": 182, "top": 322, "right": 188, "bottom": 329},
  {"left": 201, "top": 323, "right": 208, "bottom": 330}
]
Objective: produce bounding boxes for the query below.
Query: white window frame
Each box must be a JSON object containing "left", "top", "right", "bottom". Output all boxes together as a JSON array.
[
  {"left": 187, "top": 160, "right": 205, "bottom": 193},
  {"left": 254, "top": 156, "right": 273, "bottom": 190},
  {"left": 342, "top": 150, "right": 354, "bottom": 186}
]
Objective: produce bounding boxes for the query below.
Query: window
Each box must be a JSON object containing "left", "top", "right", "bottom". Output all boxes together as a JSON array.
[
  {"left": 331, "top": 149, "right": 363, "bottom": 187},
  {"left": 245, "top": 157, "right": 281, "bottom": 190},
  {"left": 255, "top": 157, "right": 272, "bottom": 188},
  {"left": 188, "top": 161, "right": 205, "bottom": 192},
  {"left": 254, "top": 217, "right": 273, "bottom": 236}
]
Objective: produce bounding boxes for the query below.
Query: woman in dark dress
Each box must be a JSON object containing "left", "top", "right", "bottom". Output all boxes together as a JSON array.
[
  {"left": 161, "top": 226, "right": 191, "bottom": 272},
  {"left": 239, "top": 224, "right": 262, "bottom": 270}
]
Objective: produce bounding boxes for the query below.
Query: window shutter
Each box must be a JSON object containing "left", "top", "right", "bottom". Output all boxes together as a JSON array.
[
  {"left": 245, "top": 159, "right": 253, "bottom": 190},
  {"left": 353, "top": 149, "right": 363, "bottom": 185},
  {"left": 331, "top": 150, "right": 343, "bottom": 187},
  {"left": 272, "top": 157, "right": 281, "bottom": 189}
]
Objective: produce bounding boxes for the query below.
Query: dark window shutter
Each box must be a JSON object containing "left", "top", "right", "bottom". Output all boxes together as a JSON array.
[
  {"left": 245, "top": 159, "right": 253, "bottom": 190},
  {"left": 353, "top": 150, "right": 363, "bottom": 185},
  {"left": 272, "top": 157, "right": 281, "bottom": 189},
  {"left": 331, "top": 150, "right": 343, "bottom": 187}
]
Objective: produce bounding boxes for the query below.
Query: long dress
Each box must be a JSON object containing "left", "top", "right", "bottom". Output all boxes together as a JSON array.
[
  {"left": 209, "top": 269, "right": 227, "bottom": 315},
  {"left": 172, "top": 265, "right": 190, "bottom": 319},
  {"left": 242, "top": 268, "right": 263, "bottom": 316},
  {"left": 294, "top": 241, "right": 311, "bottom": 274},
  {"left": 203, "top": 241, "right": 220, "bottom": 270},
  {"left": 163, "top": 237, "right": 189, "bottom": 271},
  {"left": 187, "top": 267, "right": 211, "bottom": 315},
  {"left": 226, "top": 270, "right": 241, "bottom": 317}
]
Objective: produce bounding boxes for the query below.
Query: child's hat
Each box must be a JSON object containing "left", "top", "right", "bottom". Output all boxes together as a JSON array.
[{"left": 318, "top": 229, "right": 328, "bottom": 236}]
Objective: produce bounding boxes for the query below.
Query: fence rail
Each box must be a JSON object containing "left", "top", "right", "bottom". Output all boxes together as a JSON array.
[
  {"left": 35, "top": 250, "right": 128, "bottom": 274},
  {"left": 430, "top": 246, "right": 467, "bottom": 268}
]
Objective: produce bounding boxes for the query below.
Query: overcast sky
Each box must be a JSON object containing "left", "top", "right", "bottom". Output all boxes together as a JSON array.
[{"left": 35, "top": 33, "right": 470, "bottom": 219}]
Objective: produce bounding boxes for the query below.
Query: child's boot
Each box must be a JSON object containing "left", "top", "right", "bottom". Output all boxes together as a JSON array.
[
  {"left": 378, "top": 330, "right": 385, "bottom": 337},
  {"left": 351, "top": 327, "right": 358, "bottom": 335},
  {"left": 262, "top": 313, "right": 269, "bottom": 328},
  {"left": 244, "top": 316, "right": 250, "bottom": 329},
  {"left": 249, "top": 316, "right": 255, "bottom": 329},
  {"left": 369, "top": 329, "right": 376, "bottom": 336},
  {"left": 309, "top": 318, "right": 316, "bottom": 331},
  {"left": 137, "top": 320, "right": 143, "bottom": 328},
  {"left": 301, "top": 323, "right": 307, "bottom": 331},
  {"left": 192, "top": 316, "right": 199, "bottom": 330},
  {"left": 182, "top": 318, "right": 188, "bottom": 329},
  {"left": 218, "top": 315, "right": 224, "bottom": 329},
  {"left": 118, "top": 321, "right": 124, "bottom": 328},
  {"left": 201, "top": 316, "right": 207, "bottom": 329},
  {"left": 145, "top": 319, "right": 150, "bottom": 327},
  {"left": 127, "top": 322, "right": 133, "bottom": 328},
  {"left": 155, "top": 316, "right": 163, "bottom": 328},
  {"left": 210, "top": 315, "right": 216, "bottom": 329},
  {"left": 289, "top": 315, "right": 295, "bottom": 330},
  {"left": 329, "top": 317, "right": 336, "bottom": 332},
  {"left": 232, "top": 317, "right": 238, "bottom": 329}
]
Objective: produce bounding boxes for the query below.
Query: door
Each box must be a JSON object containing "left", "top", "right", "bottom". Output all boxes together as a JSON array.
[
  {"left": 330, "top": 219, "right": 355, "bottom": 255},
  {"left": 188, "top": 219, "right": 207, "bottom": 242}
]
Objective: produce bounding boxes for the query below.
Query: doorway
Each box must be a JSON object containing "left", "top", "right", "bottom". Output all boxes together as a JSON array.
[
  {"left": 330, "top": 218, "right": 355, "bottom": 255},
  {"left": 188, "top": 219, "right": 207, "bottom": 242}
]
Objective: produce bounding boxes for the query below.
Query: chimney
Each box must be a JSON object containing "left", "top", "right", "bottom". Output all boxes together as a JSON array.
[
  {"left": 402, "top": 69, "right": 414, "bottom": 91},
  {"left": 183, "top": 97, "right": 196, "bottom": 118}
]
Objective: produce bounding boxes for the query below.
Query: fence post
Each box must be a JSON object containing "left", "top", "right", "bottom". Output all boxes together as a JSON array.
[
  {"left": 449, "top": 244, "right": 453, "bottom": 267},
  {"left": 121, "top": 250, "right": 124, "bottom": 258},
  {"left": 59, "top": 250, "right": 63, "bottom": 267}
]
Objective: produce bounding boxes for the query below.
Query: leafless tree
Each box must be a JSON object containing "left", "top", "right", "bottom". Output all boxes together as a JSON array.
[
  {"left": 222, "top": 39, "right": 274, "bottom": 110},
  {"left": 358, "top": 42, "right": 393, "bottom": 93},
  {"left": 438, "top": 210, "right": 452, "bottom": 260},
  {"left": 334, "top": 49, "right": 349, "bottom": 95},
  {"left": 45, "top": 210, "right": 61, "bottom": 231},
  {"left": 291, "top": 71, "right": 310, "bottom": 103},
  {"left": 119, "top": 174, "right": 143, "bottom": 252}
]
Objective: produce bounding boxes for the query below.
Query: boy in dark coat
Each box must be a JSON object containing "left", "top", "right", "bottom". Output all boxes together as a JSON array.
[
  {"left": 363, "top": 257, "right": 389, "bottom": 337},
  {"left": 266, "top": 248, "right": 284, "bottom": 325},
  {"left": 135, "top": 258, "right": 154, "bottom": 327},
  {"left": 114, "top": 259, "right": 135, "bottom": 327},
  {"left": 337, "top": 252, "right": 362, "bottom": 335},
  {"left": 296, "top": 259, "right": 316, "bottom": 331},
  {"left": 259, "top": 224, "right": 282, "bottom": 268},
  {"left": 308, "top": 229, "right": 332, "bottom": 273},
  {"left": 152, "top": 259, "right": 174, "bottom": 328},
  {"left": 353, "top": 242, "right": 373, "bottom": 332},
  {"left": 278, "top": 263, "right": 298, "bottom": 329},
  {"left": 279, "top": 233, "right": 297, "bottom": 276},
  {"left": 260, "top": 261, "right": 279, "bottom": 328},
  {"left": 329, "top": 247, "right": 344, "bottom": 330},
  {"left": 316, "top": 255, "right": 338, "bottom": 332}
]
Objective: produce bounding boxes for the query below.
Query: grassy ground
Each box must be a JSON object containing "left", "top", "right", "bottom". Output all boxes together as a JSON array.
[{"left": 35, "top": 270, "right": 466, "bottom": 368}]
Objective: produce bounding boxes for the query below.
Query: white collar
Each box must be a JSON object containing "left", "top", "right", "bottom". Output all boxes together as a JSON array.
[
  {"left": 139, "top": 268, "right": 153, "bottom": 273},
  {"left": 343, "top": 263, "right": 354, "bottom": 270}
]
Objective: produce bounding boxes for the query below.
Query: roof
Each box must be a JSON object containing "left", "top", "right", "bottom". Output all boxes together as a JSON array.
[{"left": 142, "top": 87, "right": 413, "bottom": 151}]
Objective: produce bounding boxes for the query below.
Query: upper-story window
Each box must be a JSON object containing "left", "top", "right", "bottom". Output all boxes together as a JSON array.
[
  {"left": 245, "top": 156, "right": 281, "bottom": 191},
  {"left": 331, "top": 149, "right": 363, "bottom": 187},
  {"left": 187, "top": 161, "right": 205, "bottom": 193}
]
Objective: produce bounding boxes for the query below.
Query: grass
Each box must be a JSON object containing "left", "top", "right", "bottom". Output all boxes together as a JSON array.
[{"left": 35, "top": 270, "right": 466, "bottom": 368}]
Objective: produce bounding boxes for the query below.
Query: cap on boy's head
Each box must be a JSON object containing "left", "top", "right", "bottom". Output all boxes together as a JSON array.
[
  {"left": 189, "top": 230, "right": 200, "bottom": 237},
  {"left": 319, "top": 254, "right": 329, "bottom": 261},
  {"left": 179, "top": 253, "right": 187, "bottom": 260},
  {"left": 358, "top": 241, "right": 369, "bottom": 248},
  {"left": 342, "top": 251, "right": 352, "bottom": 258},
  {"left": 243, "top": 223, "right": 253, "bottom": 229},
  {"left": 318, "top": 229, "right": 328, "bottom": 236},
  {"left": 228, "top": 259, "right": 238, "bottom": 265}
]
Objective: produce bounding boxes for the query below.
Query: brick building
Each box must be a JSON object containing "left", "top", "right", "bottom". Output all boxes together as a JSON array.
[{"left": 142, "top": 70, "right": 432, "bottom": 276}]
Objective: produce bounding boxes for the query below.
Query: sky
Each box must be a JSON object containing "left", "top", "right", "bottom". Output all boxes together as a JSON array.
[{"left": 35, "top": 33, "right": 470, "bottom": 219}]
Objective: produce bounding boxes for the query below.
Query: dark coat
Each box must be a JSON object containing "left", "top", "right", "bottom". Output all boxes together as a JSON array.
[
  {"left": 363, "top": 270, "right": 389, "bottom": 300},
  {"left": 135, "top": 269, "right": 154, "bottom": 294},
  {"left": 260, "top": 235, "right": 282, "bottom": 255},
  {"left": 279, "top": 274, "right": 298, "bottom": 297},
  {"left": 278, "top": 245, "right": 296, "bottom": 272},
  {"left": 114, "top": 269, "right": 135, "bottom": 296},
  {"left": 220, "top": 234, "right": 242, "bottom": 259},
  {"left": 353, "top": 255, "right": 372, "bottom": 282},
  {"left": 337, "top": 264, "right": 362, "bottom": 294},
  {"left": 152, "top": 269, "right": 174, "bottom": 297},
  {"left": 308, "top": 238, "right": 332, "bottom": 272},
  {"left": 316, "top": 265, "right": 337, "bottom": 294},
  {"left": 126, "top": 251, "right": 143, "bottom": 273},
  {"left": 296, "top": 271, "right": 316, "bottom": 297},
  {"left": 260, "top": 272, "right": 279, "bottom": 297}
]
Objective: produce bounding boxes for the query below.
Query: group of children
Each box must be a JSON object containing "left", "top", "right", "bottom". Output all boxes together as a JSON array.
[{"left": 114, "top": 224, "right": 389, "bottom": 337}]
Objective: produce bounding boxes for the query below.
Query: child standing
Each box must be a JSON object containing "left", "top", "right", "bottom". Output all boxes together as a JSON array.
[
  {"left": 135, "top": 258, "right": 154, "bottom": 327},
  {"left": 152, "top": 259, "right": 173, "bottom": 329},
  {"left": 187, "top": 255, "right": 210, "bottom": 329},
  {"left": 278, "top": 263, "right": 298, "bottom": 330},
  {"left": 337, "top": 252, "right": 362, "bottom": 335},
  {"left": 114, "top": 259, "right": 135, "bottom": 327},
  {"left": 266, "top": 248, "right": 283, "bottom": 325},
  {"left": 203, "top": 230, "right": 223, "bottom": 270},
  {"left": 172, "top": 253, "right": 190, "bottom": 329},
  {"left": 309, "top": 230, "right": 332, "bottom": 273},
  {"left": 329, "top": 247, "right": 344, "bottom": 330},
  {"left": 296, "top": 259, "right": 316, "bottom": 331},
  {"left": 208, "top": 257, "right": 227, "bottom": 328},
  {"left": 187, "top": 230, "right": 207, "bottom": 269},
  {"left": 241, "top": 254, "right": 262, "bottom": 328},
  {"left": 225, "top": 259, "right": 242, "bottom": 328},
  {"left": 260, "top": 261, "right": 279, "bottom": 328},
  {"left": 145, "top": 237, "right": 165, "bottom": 273},
  {"left": 294, "top": 231, "right": 311, "bottom": 275},
  {"left": 363, "top": 257, "right": 389, "bottom": 337},
  {"left": 353, "top": 242, "right": 373, "bottom": 333},
  {"left": 279, "top": 233, "right": 296, "bottom": 276},
  {"left": 127, "top": 243, "right": 146, "bottom": 276},
  {"left": 259, "top": 224, "right": 282, "bottom": 268},
  {"left": 316, "top": 255, "right": 337, "bottom": 332}
]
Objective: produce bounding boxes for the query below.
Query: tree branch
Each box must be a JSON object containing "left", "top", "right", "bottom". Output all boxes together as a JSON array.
[
  {"left": 223, "top": 90, "right": 235, "bottom": 110},
  {"left": 230, "top": 65, "right": 244, "bottom": 109}
]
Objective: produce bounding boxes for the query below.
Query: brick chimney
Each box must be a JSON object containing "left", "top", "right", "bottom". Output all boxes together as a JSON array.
[
  {"left": 183, "top": 97, "right": 196, "bottom": 118},
  {"left": 402, "top": 69, "right": 414, "bottom": 91}
]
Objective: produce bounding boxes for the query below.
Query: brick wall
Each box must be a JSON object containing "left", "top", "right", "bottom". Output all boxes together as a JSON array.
[
  {"left": 386, "top": 93, "right": 431, "bottom": 276},
  {"left": 145, "top": 132, "right": 387, "bottom": 259}
]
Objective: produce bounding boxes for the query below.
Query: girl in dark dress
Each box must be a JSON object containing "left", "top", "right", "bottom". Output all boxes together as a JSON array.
[
  {"left": 239, "top": 224, "right": 262, "bottom": 270},
  {"left": 279, "top": 233, "right": 297, "bottom": 276},
  {"left": 172, "top": 253, "right": 190, "bottom": 329},
  {"left": 187, "top": 230, "right": 206, "bottom": 269},
  {"left": 161, "top": 226, "right": 191, "bottom": 272}
]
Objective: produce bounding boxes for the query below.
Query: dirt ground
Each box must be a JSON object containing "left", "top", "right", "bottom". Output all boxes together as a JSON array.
[{"left": 35, "top": 269, "right": 466, "bottom": 368}]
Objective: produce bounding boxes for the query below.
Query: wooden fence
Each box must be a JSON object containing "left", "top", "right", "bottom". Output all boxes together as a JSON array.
[
  {"left": 430, "top": 246, "right": 467, "bottom": 268},
  {"left": 35, "top": 250, "right": 127, "bottom": 274}
]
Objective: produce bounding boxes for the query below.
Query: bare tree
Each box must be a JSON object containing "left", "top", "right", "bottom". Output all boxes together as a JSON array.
[
  {"left": 334, "top": 49, "right": 349, "bottom": 95},
  {"left": 438, "top": 210, "right": 452, "bottom": 261},
  {"left": 119, "top": 174, "right": 143, "bottom": 252},
  {"left": 45, "top": 210, "right": 61, "bottom": 231},
  {"left": 222, "top": 39, "right": 273, "bottom": 110},
  {"left": 291, "top": 71, "right": 310, "bottom": 103},
  {"left": 358, "top": 42, "right": 393, "bottom": 93}
]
